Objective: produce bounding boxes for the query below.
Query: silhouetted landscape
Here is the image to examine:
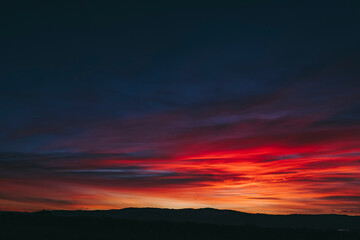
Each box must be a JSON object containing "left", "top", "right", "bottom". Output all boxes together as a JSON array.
[{"left": 1, "top": 208, "right": 359, "bottom": 240}]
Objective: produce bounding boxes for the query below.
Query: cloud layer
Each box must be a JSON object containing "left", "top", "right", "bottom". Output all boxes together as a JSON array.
[{"left": 1, "top": 71, "right": 360, "bottom": 214}]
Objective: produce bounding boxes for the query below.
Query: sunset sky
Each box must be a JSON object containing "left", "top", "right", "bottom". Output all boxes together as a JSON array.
[{"left": 1, "top": 2, "right": 360, "bottom": 215}]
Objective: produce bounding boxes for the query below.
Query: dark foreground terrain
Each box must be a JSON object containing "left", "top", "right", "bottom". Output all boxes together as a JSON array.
[
  {"left": 1, "top": 209, "right": 360, "bottom": 240},
  {"left": 0, "top": 213, "right": 359, "bottom": 240},
  {"left": 50, "top": 207, "right": 360, "bottom": 229}
]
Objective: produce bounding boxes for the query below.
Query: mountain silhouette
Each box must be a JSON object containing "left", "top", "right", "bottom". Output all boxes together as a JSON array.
[
  {"left": 9, "top": 207, "right": 360, "bottom": 229},
  {"left": 1, "top": 208, "right": 360, "bottom": 240}
]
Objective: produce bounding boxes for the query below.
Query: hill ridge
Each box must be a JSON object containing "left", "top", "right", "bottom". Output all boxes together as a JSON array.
[{"left": 3, "top": 207, "right": 359, "bottom": 229}]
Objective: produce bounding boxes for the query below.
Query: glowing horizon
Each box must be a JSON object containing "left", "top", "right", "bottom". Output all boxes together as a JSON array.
[{"left": 1, "top": 88, "right": 360, "bottom": 215}]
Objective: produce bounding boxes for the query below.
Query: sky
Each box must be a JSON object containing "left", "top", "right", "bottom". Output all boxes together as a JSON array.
[{"left": 1, "top": 2, "right": 360, "bottom": 215}]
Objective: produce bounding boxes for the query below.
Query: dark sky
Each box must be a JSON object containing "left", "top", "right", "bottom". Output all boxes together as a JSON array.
[{"left": 1, "top": 2, "right": 360, "bottom": 214}]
